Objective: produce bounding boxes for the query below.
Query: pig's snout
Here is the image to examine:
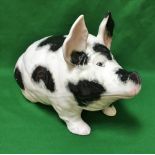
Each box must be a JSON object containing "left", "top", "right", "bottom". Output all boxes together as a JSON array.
[
  {"left": 116, "top": 69, "right": 141, "bottom": 85},
  {"left": 128, "top": 72, "right": 141, "bottom": 85}
]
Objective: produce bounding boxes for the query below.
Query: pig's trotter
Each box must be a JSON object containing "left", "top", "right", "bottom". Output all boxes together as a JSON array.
[
  {"left": 67, "top": 120, "right": 91, "bottom": 135},
  {"left": 54, "top": 106, "right": 91, "bottom": 135},
  {"left": 102, "top": 105, "right": 116, "bottom": 116}
]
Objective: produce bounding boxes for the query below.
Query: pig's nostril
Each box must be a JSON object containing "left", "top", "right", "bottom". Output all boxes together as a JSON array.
[{"left": 129, "top": 72, "right": 141, "bottom": 84}]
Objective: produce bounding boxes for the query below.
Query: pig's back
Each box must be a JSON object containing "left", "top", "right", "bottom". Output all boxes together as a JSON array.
[{"left": 14, "top": 36, "right": 70, "bottom": 104}]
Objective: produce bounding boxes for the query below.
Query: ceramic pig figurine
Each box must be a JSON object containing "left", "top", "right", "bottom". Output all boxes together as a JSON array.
[{"left": 14, "top": 12, "right": 141, "bottom": 135}]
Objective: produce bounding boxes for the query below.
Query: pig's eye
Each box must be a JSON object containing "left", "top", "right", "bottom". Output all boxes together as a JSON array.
[{"left": 96, "top": 62, "right": 104, "bottom": 67}]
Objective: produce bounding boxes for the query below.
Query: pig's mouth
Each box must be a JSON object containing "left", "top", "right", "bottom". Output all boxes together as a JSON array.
[
  {"left": 103, "top": 94, "right": 133, "bottom": 99},
  {"left": 113, "top": 95, "right": 134, "bottom": 99},
  {"left": 104, "top": 85, "right": 141, "bottom": 99}
]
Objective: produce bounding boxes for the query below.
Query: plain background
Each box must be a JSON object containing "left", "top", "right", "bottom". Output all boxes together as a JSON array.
[{"left": 0, "top": 0, "right": 155, "bottom": 153}]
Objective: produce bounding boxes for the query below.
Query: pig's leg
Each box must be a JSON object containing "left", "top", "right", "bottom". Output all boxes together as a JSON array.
[
  {"left": 52, "top": 105, "right": 91, "bottom": 135},
  {"left": 102, "top": 105, "right": 116, "bottom": 116},
  {"left": 22, "top": 90, "right": 37, "bottom": 103},
  {"left": 66, "top": 115, "right": 91, "bottom": 135}
]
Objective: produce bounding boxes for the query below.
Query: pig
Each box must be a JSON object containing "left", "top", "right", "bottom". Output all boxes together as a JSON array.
[{"left": 14, "top": 12, "right": 141, "bottom": 135}]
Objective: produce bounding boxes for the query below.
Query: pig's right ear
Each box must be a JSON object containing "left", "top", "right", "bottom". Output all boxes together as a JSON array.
[
  {"left": 63, "top": 15, "right": 88, "bottom": 66},
  {"left": 97, "top": 12, "right": 115, "bottom": 49}
]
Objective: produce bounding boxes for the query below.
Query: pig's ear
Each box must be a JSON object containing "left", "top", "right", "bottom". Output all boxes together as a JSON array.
[
  {"left": 63, "top": 15, "right": 88, "bottom": 65},
  {"left": 97, "top": 12, "right": 114, "bottom": 49}
]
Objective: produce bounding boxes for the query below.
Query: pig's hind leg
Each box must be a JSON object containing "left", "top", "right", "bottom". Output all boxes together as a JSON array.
[
  {"left": 102, "top": 105, "right": 117, "bottom": 116},
  {"left": 22, "top": 90, "right": 38, "bottom": 103}
]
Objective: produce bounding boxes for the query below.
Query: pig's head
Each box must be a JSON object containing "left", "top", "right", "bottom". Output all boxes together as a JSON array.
[{"left": 63, "top": 13, "right": 141, "bottom": 101}]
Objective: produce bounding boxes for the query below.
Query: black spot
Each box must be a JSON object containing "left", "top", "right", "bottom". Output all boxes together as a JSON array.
[
  {"left": 129, "top": 72, "right": 141, "bottom": 84},
  {"left": 116, "top": 68, "right": 131, "bottom": 83},
  {"left": 93, "top": 43, "right": 112, "bottom": 60},
  {"left": 71, "top": 51, "right": 88, "bottom": 65},
  {"left": 68, "top": 80, "right": 105, "bottom": 106},
  {"left": 105, "top": 12, "right": 115, "bottom": 37},
  {"left": 14, "top": 67, "right": 25, "bottom": 90},
  {"left": 32, "top": 66, "right": 55, "bottom": 92},
  {"left": 38, "top": 36, "right": 66, "bottom": 51}
]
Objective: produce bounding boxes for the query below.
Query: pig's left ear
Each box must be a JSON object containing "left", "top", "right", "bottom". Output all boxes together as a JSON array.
[
  {"left": 97, "top": 12, "right": 115, "bottom": 49},
  {"left": 63, "top": 15, "right": 88, "bottom": 65}
]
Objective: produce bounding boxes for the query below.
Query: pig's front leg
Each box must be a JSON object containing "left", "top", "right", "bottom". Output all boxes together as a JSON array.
[
  {"left": 102, "top": 105, "right": 116, "bottom": 116},
  {"left": 53, "top": 105, "right": 91, "bottom": 135},
  {"left": 66, "top": 117, "right": 91, "bottom": 136}
]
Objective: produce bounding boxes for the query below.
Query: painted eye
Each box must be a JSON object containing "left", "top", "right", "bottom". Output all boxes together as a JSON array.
[{"left": 96, "top": 62, "right": 104, "bottom": 67}]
